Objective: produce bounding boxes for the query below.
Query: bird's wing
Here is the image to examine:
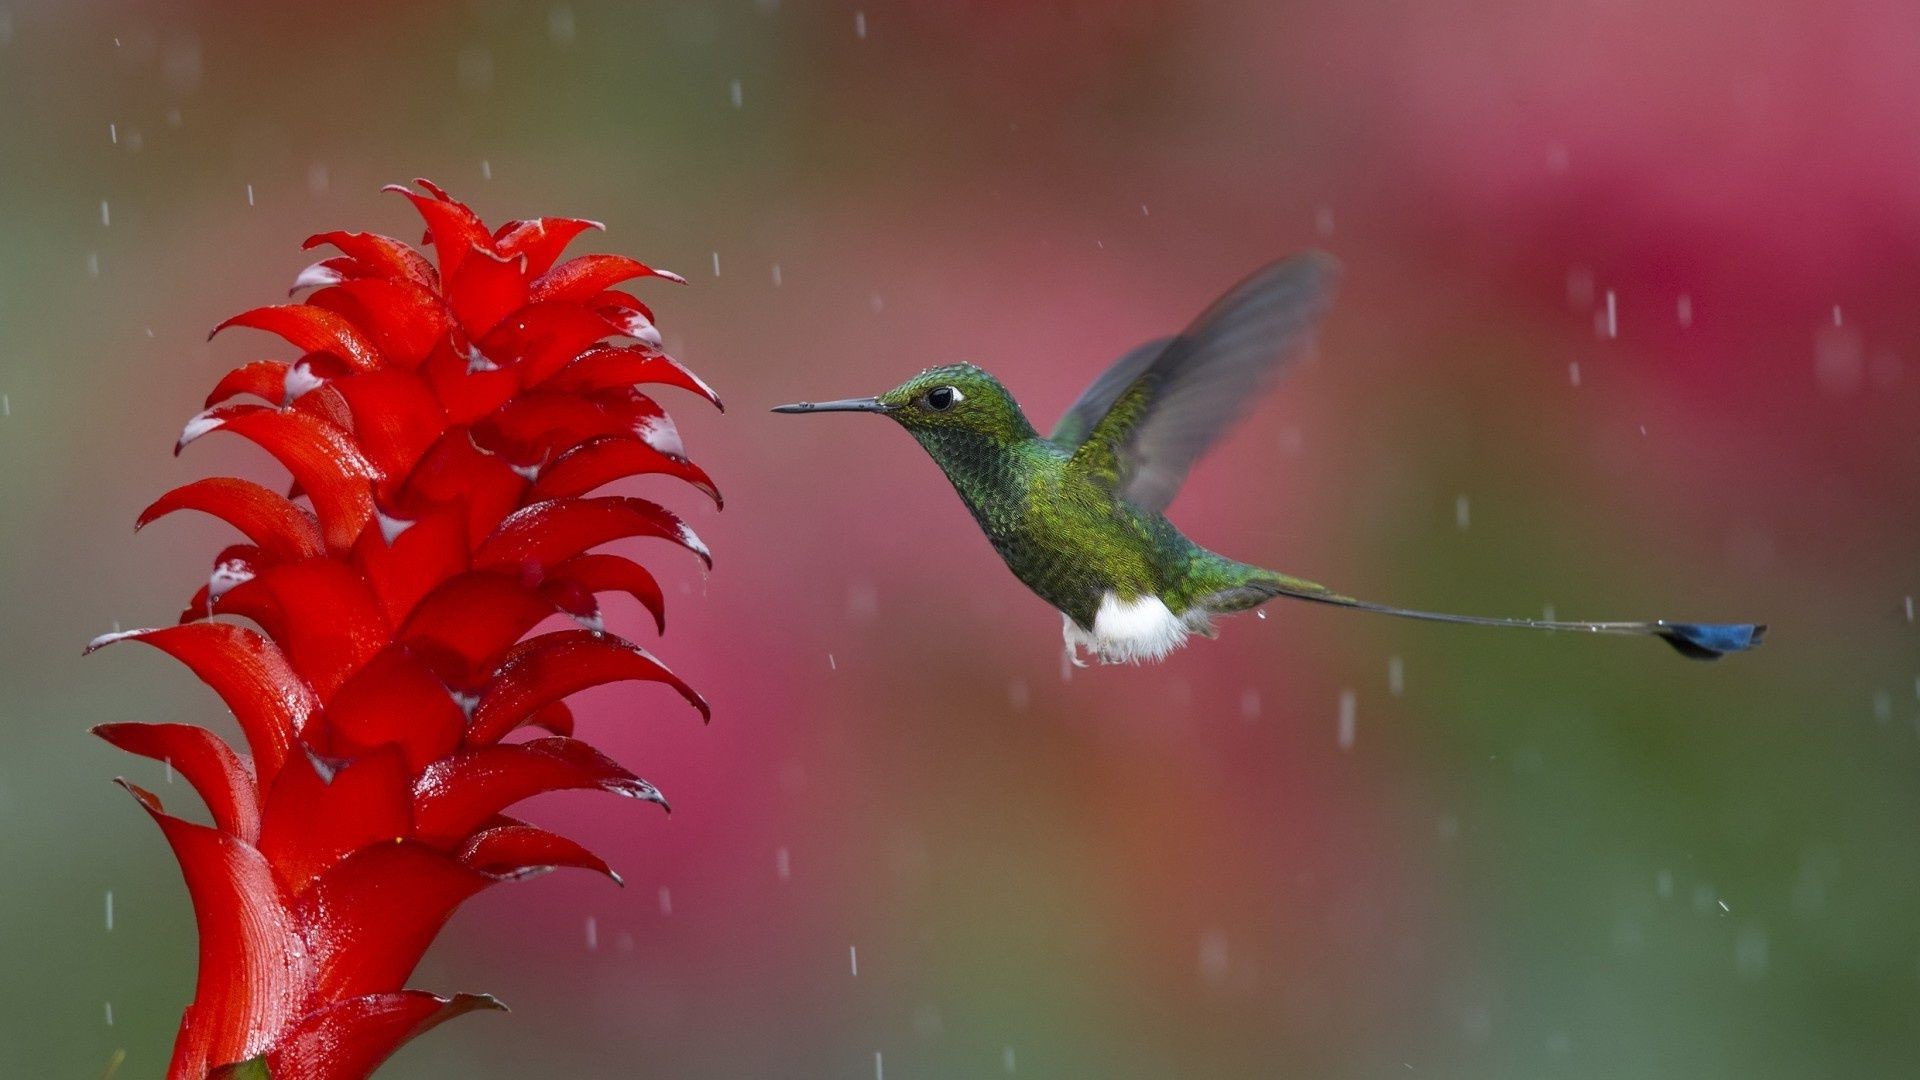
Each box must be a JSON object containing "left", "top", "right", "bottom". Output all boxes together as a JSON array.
[
  {"left": 1064, "top": 252, "right": 1340, "bottom": 513},
  {"left": 1048, "top": 337, "right": 1174, "bottom": 450}
]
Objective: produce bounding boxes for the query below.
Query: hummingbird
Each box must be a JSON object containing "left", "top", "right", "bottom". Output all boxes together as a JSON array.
[{"left": 774, "top": 252, "right": 1764, "bottom": 666}]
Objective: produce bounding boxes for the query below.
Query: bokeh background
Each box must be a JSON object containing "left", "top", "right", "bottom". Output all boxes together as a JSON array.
[{"left": 4, "top": 1, "right": 1918, "bottom": 1076}]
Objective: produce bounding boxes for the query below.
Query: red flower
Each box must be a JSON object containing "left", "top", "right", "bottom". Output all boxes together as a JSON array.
[{"left": 91, "top": 181, "right": 720, "bottom": 1080}]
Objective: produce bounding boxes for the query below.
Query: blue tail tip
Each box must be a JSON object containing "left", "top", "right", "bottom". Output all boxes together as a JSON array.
[{"left": 1658, "top": 622, "right": 1767, "bottom": 660}]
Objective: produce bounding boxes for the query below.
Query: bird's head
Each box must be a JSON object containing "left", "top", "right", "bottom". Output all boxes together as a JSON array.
[{"left": 773, "top": 364, "right": 1037, "bottom": 449}]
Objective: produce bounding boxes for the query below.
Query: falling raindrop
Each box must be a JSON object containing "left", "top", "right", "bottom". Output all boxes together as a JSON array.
[
  {"left": 584, "top": 915, "right": 598, "bottom": 950},
  {"left": 828, "top": 653, "right": 837, "bottom": 670},
  {"left": 105, "top": 890, "right": 114, "bottom": 931},
  {"left": 771, "top": 263, "right": 783, "bottom": 286},
  {"left": 306, "top": 163, "right": 329, "bottom": 196},
  {"left": 100, "top": 200, "right": 110, "bottom": 226},
  {"left": 108, "top": 122, "right": 117, "bottom": 144},
  {"left": 1314, "top": 206, "right": 1335, "bottom": 236},
  {"left": 868, "top": 292, "right": 885, "bottom": 314},
  {"left": 104, "top": 1002, "right": 114, "bottom": 1027},
  {"left": 855, "top": 11, "right": 868, "bottom": 38},
  {"left": 1387, "top": 655, "right": 1404, "bottom": 697},
  {"left": 246, "top": 184, "right": 255, "bottom": 207},
  {"left": 1239, "top": 689, "right": 1260, "bottom": 720},
  {"left": 1008, "top": 679, "right": 1030, "bottom": 711},
  {"left": 711, "top": 251, "right": 721, "bottom": 277},
  {"left": 1454, "top": 495, "right": 1470, "bottom": 531},
  {"left": 1567, "top": 361, "right": 1580, "bottom": 387},
  {"left": 776, "top": 847, "right": 791, "bottom": 881},
  {"left": 1677, "top": 293, "right": 1693, "bottom": 328},
  {"left": 1337, "top": 690, "right": 1356, "bottom": 750},
  {"left": 480, "top": 159, "right": 492, "bottom": 181},
  {"left": 874, "top": 1051, "right": 884, "bottom": 1080},
  {"left": 1002, "top": 1046, "right": 1017, "bottom": 1073},
  {"left": 658, "top": 886, "right": 673, "bottom": 915},
  {"left": 729, "top": 79, "right": 743, "bottom": 109},
  {"left": 1904, "top": 595, "right": 1913, "bottom": 623},
  {"left": 1603, "top": 289, "right": 1618, "bottom": 338},
  {"left": 849, "top": 944, "right": 859, "bottom": 976}
]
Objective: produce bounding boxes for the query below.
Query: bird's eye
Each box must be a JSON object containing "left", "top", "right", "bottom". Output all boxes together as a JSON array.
[{"left": 925, "top": 386, "right": 962, "bottom": 412}]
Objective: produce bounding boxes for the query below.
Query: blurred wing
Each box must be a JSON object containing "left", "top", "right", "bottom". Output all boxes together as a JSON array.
[
  {"left": 1047, "top": 337, "right": 1174, "bottom": 449},
  {"left": 1070, "top": 252, "right": 1340, "bottom": 513}
]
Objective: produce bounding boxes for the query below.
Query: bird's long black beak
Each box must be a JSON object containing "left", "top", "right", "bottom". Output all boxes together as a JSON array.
[{"left": 771, "top": 397, "right": 892, "bottom": 414}]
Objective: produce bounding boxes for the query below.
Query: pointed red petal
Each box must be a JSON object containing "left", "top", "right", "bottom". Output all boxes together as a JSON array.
[
  {"left": 138, "top": 477, "right": 325, "bottom": 562},
  {"left": 296, "top": 841, "right": 495, "bottom": 1003},
  {"left": 302, "top": 230, "right": 437, "bottom": 288},
  {"left": 307, "top": 279, "right": 455, "bottom": 368},
  {"left": 414, "top": 735, "right": 668, "bottom": 844},
  {"left": 545, "top": 343, "right": 723, "bottom": 410},
  {"left": 418, "top": 338, "right": 524, "bottom": 425},
  {"left": 392, "top": 429, "right": 529, "bottom": 548},
  {"left": 327, "top": 369, "right": 448, "bottom": 485},
  {"left": 447, "top": 245, "right": 530, "bottom": 339},
  {"left": 206, "top": 360, "right": 291, "bottom": 408},
  {"left": 214, "top": 559, "right": 390, "bottom": 703},
  {"left": 396, "top": 570, "right": 559, "bottom": 683},
  {"left": 530, "top": 434, "right": 723, "bottom": 508},
  {"left": 217, "top": 991, "right": 505, "bottom": 1080},
  {"left": 548, "top": 553, "right": 667, "bottom": 634},
  {"left": 351, "top": 501, "right": 471, "bottom": 627},
  {"left": 87, "top": 624, "right": 311, "bottom": 783},
  {"left": 120, "top": 782, "right": 306, "bottom": 1077},
  {"left": 94, "top": 723, "right": 260, "bottom": 841},
  {"left": 259, "top": 748, "right": 414, "bottom": 896},
  {"left": 478, "top": 301, "right": 622, "bottom": 386},
  {"left": 473, "top": 389, "right": 627, "bottom": 461},
  {"left": 531, "top": 254, "right": 684, "bottom": 305},
  {"left": 526, "top": 700, "right": 575, "bottom": 736},
  {"left": 475, "top": 496, "right": 711, "bottom": 572},
  {"left": 385, "top": 184, "right": 494, "bottom": 284},
  {"left": 176, "top": 404, "right": 379, "bottom": 554},
  {"left": 212, "top": 305, "right": 385, "bottom": 373},
  {"left": 467, "top": 629, "right": 708, "bottom": 745},
  {"left": 321, "top": 646, "right": 467, "bottom": 771},
  {"left": 591, "top": 290, "right": 662, "bottom": 346},
  {"left": 462, "top": 822, "right": 621, "bottom": 883},
  {"left": 495, "top": 216, "right": 604, "bottom": 276}
]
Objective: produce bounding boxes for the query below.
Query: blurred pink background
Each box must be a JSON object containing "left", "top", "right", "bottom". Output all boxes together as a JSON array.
[{"left": 4, "top": 1, "right": 1918, "bottom": 1076}]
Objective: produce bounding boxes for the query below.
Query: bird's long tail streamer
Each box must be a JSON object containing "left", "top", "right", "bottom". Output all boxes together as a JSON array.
[{"left": 1255, "top": 579, "right": 1765, "bottom": 660}]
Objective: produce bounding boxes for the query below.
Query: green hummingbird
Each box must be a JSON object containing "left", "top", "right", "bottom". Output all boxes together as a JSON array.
[{"left": 774, "top": 252, "right": 1764, "bottom": 666}]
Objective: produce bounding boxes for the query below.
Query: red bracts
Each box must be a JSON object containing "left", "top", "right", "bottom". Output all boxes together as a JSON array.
[{"left": 92, "top": 182, "right": 717, "bottom": 1079}]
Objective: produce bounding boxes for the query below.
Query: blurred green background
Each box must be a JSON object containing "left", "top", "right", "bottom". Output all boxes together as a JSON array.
[{"left": 4, "top": 1, "right": 1918, "bottom": 1076}]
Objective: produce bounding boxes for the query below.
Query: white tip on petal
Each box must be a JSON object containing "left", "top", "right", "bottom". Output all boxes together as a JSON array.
[
  {"left": 606, "top": 308, "right": 663, "bottom": 347},
  {"left": 654, "top": 268, "right": 688, "bottom": 285},
  {"left": 282, "top": 360, "right": 329, "bottom": 405},
  {"left": 631, "top": 414, "right": 686, "bottom": 458},
  {"left": 467, "top": 344, "right": 500, "bottom": 373},
  {"left": 84, "top": 628, "right": 150, "bottom": 654},
  {"left": 677, "top": 523, "right": 712, "bottom": 562},
  {"left": 375, "top": 508, "right": 414, "bottom": 545},
  {"left": 290, "top": 261, "right": 345, "bottom": 294},
  {"left": 207, "top": 559, "right": 255, "bottom": 602},
  {"left": 176, "top": 410, "right": 225, "bottom": 452}
]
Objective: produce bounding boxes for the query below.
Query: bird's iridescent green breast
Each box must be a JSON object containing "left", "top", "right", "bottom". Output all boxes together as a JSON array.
[{"left": 909, "top": 427, "right": 1197, "bottom": 627}]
